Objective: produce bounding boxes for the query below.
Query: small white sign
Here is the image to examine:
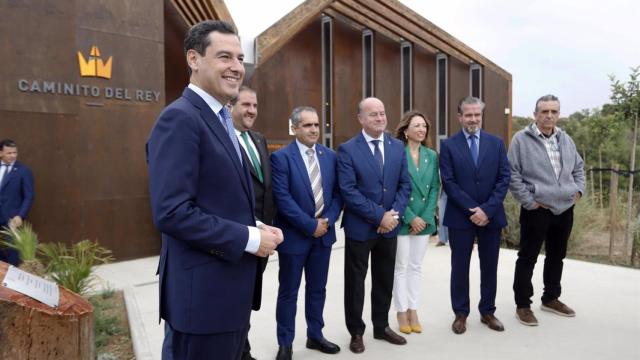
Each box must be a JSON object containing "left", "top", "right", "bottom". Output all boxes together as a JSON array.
[{"left": 3, "top": 266, "right": 60, "bottom": 308}]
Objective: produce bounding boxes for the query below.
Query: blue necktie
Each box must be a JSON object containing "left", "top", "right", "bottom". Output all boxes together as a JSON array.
[
  {"left": 469, "top": 134, "right": 478, "bottom": 167},
  {"left": 219, "top": 107, "right": 243, "bottom": 164},
  {"left": 372, "top": 140, "right": 383, "bottom": 174}
]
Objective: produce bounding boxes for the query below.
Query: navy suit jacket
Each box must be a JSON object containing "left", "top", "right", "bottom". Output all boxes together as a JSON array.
[
  {"left": 337, "top": 132, "right": 411, "bottom": 240},
  {"left": 439, "top": 130, "right": 510, "bottom": 230},
  {"left": 270, "top": 141, "right": 342, "bottom": 255},
  {"left": 0, "top": 160, "right": 34, "bottom": 226},
  {"left": 146, "top": 87, "right": 258, "bottom": 334}
]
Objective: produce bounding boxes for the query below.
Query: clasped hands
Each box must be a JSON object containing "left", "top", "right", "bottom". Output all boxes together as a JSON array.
[
  {"left": 376, "top": 210, "right": 399, "bottom": 234},
  {"left": 256, "top": 224, "right": 284, "bottom": 257},
  {"left": 468, "top": 207, "right": 489, "bottom": 226}
]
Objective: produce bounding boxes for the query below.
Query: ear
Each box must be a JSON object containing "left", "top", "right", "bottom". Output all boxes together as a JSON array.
[{"left": 186, "top": 49, "right": 199, "bottom": 72}]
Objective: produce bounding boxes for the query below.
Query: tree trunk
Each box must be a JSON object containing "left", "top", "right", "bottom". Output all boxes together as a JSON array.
[
  {"left": 623, "top": 115, "right": 638, "bottom": 258},
  {"left": 599, "top": 147, "right": 603, "bottom": 209},
  {"left": 609, "top": 165, "right": 619, "bottom": 262},
  {"left": 0, "top": 261, "right": 94, "bottom": 360}
]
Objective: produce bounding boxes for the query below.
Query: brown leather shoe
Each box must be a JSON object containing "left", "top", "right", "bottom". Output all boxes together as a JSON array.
[
  {"left": 480, "top": 314, "right": 505, "bottom": 331},
  {"left": 451, "top": 314, "right": 467, "bottom": 334},
  {"left": 541, "top": 299, "right": 576, "bottom": 317},
  {"left": 516, "top": 308, "right": 539, "bottom": 326},
  {"left": 349, "top": 335, "right": 365, "bottom": 354},
  {"left": 373, "top": 326, "right": 407, "bottom": 345}
]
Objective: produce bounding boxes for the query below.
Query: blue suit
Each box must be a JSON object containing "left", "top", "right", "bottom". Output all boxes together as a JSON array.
[
  {"left": 270, "top": 141, "right": 342, "bottom": 345},
  {"left": 337, "top": 132, "right": 411, "bottom": 335},
  {"left": 147, "top": 87, "right": 258, "bottom": 358},
  {"left": 0, "top": 160, "right": 34, "bottom": 265},
  {"left": 439, "top": 130, "right": 510, "bottom": 316}
]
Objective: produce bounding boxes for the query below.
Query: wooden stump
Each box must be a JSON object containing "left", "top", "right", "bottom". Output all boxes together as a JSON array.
[{"left": 0, "top": 261, "right": 94, "bottom": 359}]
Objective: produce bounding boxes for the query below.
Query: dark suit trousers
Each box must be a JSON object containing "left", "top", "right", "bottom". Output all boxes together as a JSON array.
[
  {"left": 344, "top": 236, "right": 397, "bottom": 336},
  {"left": 514, "top": 206, "right": 573, "bottom": 308},
  {"left": 0, "top": 230, "right": 20, "bottom": 266},
  {"left": 163, "top": 322, "right": 248, "bottom": 360},
  {"left": 448, "top": 227, "right": 501, "bottom": 316},
  {"left": 276, "top": 242, "right": 331, "bottom": 345}
]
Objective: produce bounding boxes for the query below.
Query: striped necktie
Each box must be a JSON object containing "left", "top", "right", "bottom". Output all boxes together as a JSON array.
[
  {"left": 218, "top": 107, "right": 243, "bottom": 164},
  {"left": 306, "top": 148, "right": 324, "bottom": 217}
]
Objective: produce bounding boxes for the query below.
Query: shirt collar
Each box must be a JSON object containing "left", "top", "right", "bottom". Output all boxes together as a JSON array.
[
  {"left": 362, "top": 129, "right": 384, "bottom": 143},
  {"left": 188, "top": 83, "right": 225, "bottom": 115},
  {"left": 532, "top": 123, "right": 557, "bottom": 139},
  {"left": 295, "top": 139, "right": 316, "bottom": 154},
  {"left": 462, "top": 129, "right": 480, "bottom": 139}
]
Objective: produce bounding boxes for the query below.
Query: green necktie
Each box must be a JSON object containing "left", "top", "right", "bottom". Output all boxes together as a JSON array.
[{"left": 240, "top": 132, "right": 264, "bottom": 183}]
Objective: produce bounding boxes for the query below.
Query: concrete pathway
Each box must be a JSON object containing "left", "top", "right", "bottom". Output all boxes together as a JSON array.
[{"left": 94, "top": 231, "right": 640, "bottom": 360}]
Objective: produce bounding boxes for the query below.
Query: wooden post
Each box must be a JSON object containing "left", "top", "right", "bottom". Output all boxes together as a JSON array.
[
  {"left": 0, "top": 262, "right": 94, "bottom": 359},
  {"left": 609, "top": 164, "right": 619, "bottom": 261},
  {"left": 599, "top": 147, "right": 603, "bottom": 209}
]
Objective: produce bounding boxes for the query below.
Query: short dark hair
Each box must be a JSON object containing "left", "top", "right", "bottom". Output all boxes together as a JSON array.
[
  {"left": 184, "top": 20, "right": 237, "bottom": 75},
  {"left": 534, "top": 94, "right": 560, "bottom": 113},
  {"left": 394, "top": 111, "right": 432, "bottom": 148},
  {"left": 0, "top": 139, "right": 17, "bottom": 150},
  {"left": 229, "top": 86, "right": 256, "bottom": 106}
]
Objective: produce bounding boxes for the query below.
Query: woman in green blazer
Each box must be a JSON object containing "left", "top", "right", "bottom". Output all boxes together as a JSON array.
[{"left": 392, "top": 110, "right": 440, "bottom": 334}]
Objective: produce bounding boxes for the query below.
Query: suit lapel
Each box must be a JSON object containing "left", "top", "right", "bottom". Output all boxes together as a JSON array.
[
  {"left": 183, "top": 88, "right": 252, "bottom": 201},
  {"left": 454, "top": 131, "right": 476, "bottom": 170},
  {"left": 0, "top": 162, "right": 18, "bottom": 190},
  {"left": 477, "top": 130, "right": 489, "bottom": 168},
  {"left": 289, "top": 142, "right": 315, "bottom": 201},
  {"left": 356, "top": 134, "right": 383, "bottom": 182},
  {"left": 250, "top": 131, "right": 270, "bottom": 187},
  {"left": 316, "top": 145, "right": 331, "bottom": 203}
]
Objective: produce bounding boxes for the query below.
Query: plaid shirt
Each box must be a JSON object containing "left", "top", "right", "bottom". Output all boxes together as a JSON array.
[{"left": 532, "top": 123, "right": 561, "bottom": 179}]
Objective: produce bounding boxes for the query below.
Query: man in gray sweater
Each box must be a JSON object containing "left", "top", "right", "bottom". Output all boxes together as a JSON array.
[{"left": 508, "top": 94, "right": 585, "bottom": 326}]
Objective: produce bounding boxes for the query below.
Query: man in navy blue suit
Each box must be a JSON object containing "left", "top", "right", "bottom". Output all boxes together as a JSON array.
[
  {"left": 0, "top": 139, "right": 34, "bottom": 266},
  {"left": 270, "top": 106, "right": 343, "bottom": 360},
  {"left": 439, "top": 96, "right": 510, "bottom": 335},
  {"left": 146, "top": 20, "right": 283, "bottom": 360},
  {"left": 337, "top": 97, "right": 411, "bottom": 353}
]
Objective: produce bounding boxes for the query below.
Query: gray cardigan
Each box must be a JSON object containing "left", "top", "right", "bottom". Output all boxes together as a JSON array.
[{"left": 508, "top": 124, "right": 585, "bottom": 215}]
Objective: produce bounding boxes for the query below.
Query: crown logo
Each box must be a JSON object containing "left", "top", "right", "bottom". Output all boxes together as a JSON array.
[{"left": 77, "top": 46, "right": 112, "bottom": 79}]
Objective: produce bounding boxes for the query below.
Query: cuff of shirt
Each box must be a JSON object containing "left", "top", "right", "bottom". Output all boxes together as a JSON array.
[{"left": 245, "top": 226, "right": 261, "bottom": 254}]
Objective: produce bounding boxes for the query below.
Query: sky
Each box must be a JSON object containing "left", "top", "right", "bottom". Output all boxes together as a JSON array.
[{"left": 227, "top": 0, "right": 639, "bottom": 117}]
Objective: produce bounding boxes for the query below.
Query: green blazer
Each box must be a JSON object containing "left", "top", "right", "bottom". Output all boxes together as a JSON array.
[{"left": 399, "top": 145, "right": 440, "bottom": 235}]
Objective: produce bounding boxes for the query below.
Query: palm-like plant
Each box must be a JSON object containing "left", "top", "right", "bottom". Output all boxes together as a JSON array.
[
  {"left": 1, "top": 222, "right": 39, "bottom": 261},
  {"left": 38, "top": 240, "right": 114, "bottom": 295}
]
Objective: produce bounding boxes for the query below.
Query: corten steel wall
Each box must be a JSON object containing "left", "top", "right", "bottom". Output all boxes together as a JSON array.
[
  {"left": 374, "top": 33, "right": 402, "bottom": 131},
  {"left": 448, "top": 57, "right": 470, "bottom": 135},
  {"left": 0, "top": 0, "right": 164, "bottom": 260},
  {"left": 164, "top": 0, "right": 190, "bottom": 105},
  {"left": 413, "top": 46, "right": 437, "bottom": 148},
  {"left": 483, "top": 67, "right": 511, "bottom": 142},
  {"left": 332, "top": 19, "right": 363, "bottom": 147},
  {"left": 249, "top": 20, "right": 323, "bottom": 149}
]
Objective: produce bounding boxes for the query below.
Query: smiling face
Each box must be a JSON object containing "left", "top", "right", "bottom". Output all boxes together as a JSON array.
[
  {"left": 231, "top": 89, "right": 257, "bottom": 131},
  {"left": 292, "top": 110, "right": 320, "bottom": 148},
  {"left": 458, "top": 103, "right": 483, "bottom": 135},
  {"left": 187, "top": 31, "right": 245, "bottom": 104},
  {"left": 358, "top": 98, "right": 387, "bottom": 138},
  {"left": 534, "top": 100, "right": 560, "bottom": 135},
  {"left": 404, "top": 115, "right": 428, "bottom": 144}
]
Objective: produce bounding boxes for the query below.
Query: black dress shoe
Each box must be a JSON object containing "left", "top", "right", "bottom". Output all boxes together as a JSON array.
[
  {"left": 452, "top": 314, "right": 467, "bottom": 334},
  {"left": 373, "top": 326, "right": 407, "bottom": 345},
  {"left": 306, "top": 337, "right": 340, "bottom": 354},
  {"left": 349, "top": 335, "right": 365, "bottom": 354},
  {"left": 276, "top": 345, "right": 292, "bottom": 360}
]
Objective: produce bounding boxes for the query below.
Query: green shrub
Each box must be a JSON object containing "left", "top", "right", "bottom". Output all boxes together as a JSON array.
[
  {"left": 1, "top": 222, "right": 38, "bottom": 261},
  {"left": 38, "top": 240, "right": 114, "bottom": 295}
]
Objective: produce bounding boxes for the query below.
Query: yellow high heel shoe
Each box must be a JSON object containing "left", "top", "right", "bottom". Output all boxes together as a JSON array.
[
  {"left": 408, "top": 310, "right": 422, "bottom": 333},
  {"left": 397, "top": 312, "right": 411, "bottom": 334}
]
